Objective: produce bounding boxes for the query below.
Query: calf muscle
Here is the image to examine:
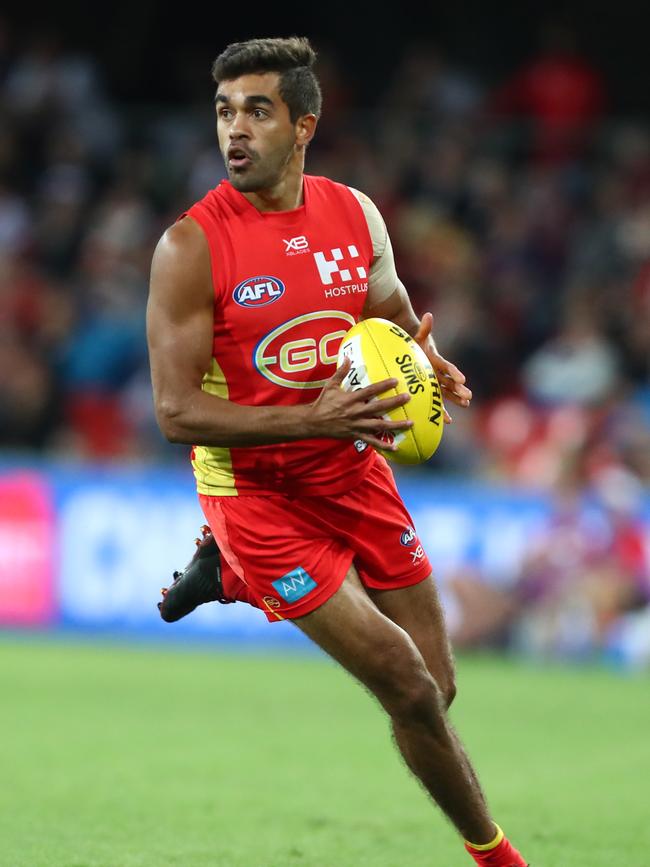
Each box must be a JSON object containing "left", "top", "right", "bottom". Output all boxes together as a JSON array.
[{"left": 293, "top": 567, "right": 496, "bottom": 845}]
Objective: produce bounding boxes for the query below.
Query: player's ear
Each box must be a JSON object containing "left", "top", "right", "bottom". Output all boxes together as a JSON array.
[{"left": 295, "top": 113, "right": 317, "bottom": 148}]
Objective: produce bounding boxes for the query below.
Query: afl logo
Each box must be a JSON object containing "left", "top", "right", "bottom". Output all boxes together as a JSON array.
[
  {"left": 233, "top": 276, "right": 285, "bottom": 308},
  {"left": 400, "top": 526, "right": 416, "bottom": 547}
]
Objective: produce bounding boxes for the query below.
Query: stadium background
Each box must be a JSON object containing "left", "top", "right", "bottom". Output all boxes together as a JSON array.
[
  {"left": 1, "top": 7, "right": 649, "bottom": 867},
  {"left": 1, "top": 5, "right": 648, "bottom": 664}
]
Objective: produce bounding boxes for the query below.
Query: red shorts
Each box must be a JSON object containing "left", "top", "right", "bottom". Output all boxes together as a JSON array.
[{"left": 199, "top": 456, "right": 432, "bottom": 622}]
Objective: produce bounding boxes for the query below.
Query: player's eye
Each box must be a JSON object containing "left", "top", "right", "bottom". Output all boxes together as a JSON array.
[
  {"left": 218, "top": 108, "right": 233, "bottom": 120},
  {"left": 252, "top": 109, "right": 268, "bottom": 119}
]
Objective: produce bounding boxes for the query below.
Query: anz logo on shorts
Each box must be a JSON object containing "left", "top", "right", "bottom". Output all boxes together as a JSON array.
[{"left": 272, "top": 567, "right": 318, "bottom": 603}]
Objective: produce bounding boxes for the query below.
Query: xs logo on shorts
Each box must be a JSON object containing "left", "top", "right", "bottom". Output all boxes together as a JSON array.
[
  {"left": 272, "top": 567, "right": 318, "bottom": 603},
  {"left": 410, "top": 545, "right": 425, "bottom": 565}
]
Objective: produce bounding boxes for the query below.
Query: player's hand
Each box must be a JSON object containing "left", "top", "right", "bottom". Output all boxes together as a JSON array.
[
  {"left": 309, "top": 356, "right": 413, "bottom": 451},
  {"left": 414, "top": 311, "right": 472, "bottom": 424}
]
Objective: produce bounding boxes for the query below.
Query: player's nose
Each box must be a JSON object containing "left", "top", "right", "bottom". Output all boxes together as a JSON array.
[{"left": 229, "top": 114, "right": 251, "bottom": 139}]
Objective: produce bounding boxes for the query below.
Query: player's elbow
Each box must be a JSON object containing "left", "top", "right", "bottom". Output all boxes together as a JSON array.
[{"left": 155, "top": 397, "right": 191, "bottom": 444}]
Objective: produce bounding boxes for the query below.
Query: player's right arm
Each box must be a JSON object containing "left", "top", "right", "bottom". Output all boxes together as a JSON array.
[{"left": 146, "top": 217, "right": 412, "bottom": 450}]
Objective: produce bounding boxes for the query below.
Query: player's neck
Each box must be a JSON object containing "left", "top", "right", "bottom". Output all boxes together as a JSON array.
[{"left": 242, "top": 163, "right": 305, "bottom": 213}]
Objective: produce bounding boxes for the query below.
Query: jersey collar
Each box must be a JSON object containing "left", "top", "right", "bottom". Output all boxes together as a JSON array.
[{"left": 219, "top": 177, "right": 309, "bottom": 225}]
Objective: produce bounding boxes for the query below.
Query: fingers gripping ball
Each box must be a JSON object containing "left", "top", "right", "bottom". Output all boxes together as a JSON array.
[{"left": 338, "top": 318, "right": 444, "bottom": 464}]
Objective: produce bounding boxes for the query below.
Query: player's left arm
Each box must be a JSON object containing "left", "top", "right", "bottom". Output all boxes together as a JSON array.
[{"left": 354, "top": 189, "right": 472, "bottom": 421}]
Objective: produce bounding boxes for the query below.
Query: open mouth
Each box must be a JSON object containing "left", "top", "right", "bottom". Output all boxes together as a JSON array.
[{"left": 227, "top": 146, "right": 253, "bottom": 169}]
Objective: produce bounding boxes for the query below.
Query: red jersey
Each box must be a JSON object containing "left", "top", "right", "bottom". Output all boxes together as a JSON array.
[{"left": 175, "top": 175, "right": 376, "bottom": 496}]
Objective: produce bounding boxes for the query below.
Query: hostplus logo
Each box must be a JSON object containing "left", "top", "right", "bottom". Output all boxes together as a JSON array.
[{"left": 313, "top": 245, "right": 368, "bottom": 299}]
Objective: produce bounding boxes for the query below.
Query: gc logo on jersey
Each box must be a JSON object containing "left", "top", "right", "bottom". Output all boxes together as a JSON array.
[
  {"left": 233, "top": 276, "right": 285, "bottom": 308},
  {"left": 254, "top": 310, "right": 355, "bottom": 389}
]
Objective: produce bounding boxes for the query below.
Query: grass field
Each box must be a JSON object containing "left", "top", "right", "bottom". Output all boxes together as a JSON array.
[{"left": 0, "top": 638, "right": 648, "bottom": 867}]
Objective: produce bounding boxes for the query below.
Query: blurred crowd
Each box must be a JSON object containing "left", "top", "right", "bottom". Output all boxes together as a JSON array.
[{"left": 1, "top": 23, "right": 648, "bottom": 662}]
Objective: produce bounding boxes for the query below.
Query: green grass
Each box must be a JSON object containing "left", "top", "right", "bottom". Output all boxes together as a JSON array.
[{"left": 0, "top": 638, "right": 648, "bottom": 867}]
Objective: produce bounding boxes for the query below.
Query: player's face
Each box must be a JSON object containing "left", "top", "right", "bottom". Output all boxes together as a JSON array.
[{"left": 215, "top": 73, "right": 302, "bottom": 193}]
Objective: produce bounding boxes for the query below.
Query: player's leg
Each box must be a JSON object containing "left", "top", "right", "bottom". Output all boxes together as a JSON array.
[
  {"left": 292, "top": 563, "right": 497, "bottom": 846},
  {"left": 366, "top": 574, "right": 495, "bottom": 833},
  {"left": 321, "top": 456, "right": 457, "bottom": 703},
  {"left": 334, "top": 463, "right": 526, "bottom": 861},
  {"left": 367, "top": 574, "right": 457, "bottom": 706},
  {"left": 172, "top": 487, "right": 527, "bottom": 863}
]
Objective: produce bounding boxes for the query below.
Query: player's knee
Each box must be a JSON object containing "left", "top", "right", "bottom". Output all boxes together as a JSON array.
[
  {"left": 434, "top": 670, "right": 456, "bottom": 710},
  {"left": 441, "top": 677, "right": 457, "bottom": 709},
  {"left": 426, "top": 657, "right": 456, "bottom": 710},
  {"left": 374, "top": 644, "right": 445, "bottom": 728},
  {"left": 395, "top": 669, "right": 445, "bottom": 728}
]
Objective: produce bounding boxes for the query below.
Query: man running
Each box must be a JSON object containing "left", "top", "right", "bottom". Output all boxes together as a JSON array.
[{"left": 147, "top": 36, "right": 529, "bottom": 867}]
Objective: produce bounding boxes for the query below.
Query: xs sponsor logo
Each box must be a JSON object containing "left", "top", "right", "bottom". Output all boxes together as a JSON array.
[
  {"left": 401, "top": 527, "right": 425, "bottom": 564},
  {"left": 272, "top": 567, "right": 317, "bottom": 603},
  {"left": 410, "top": 544, "right": 425, "bottom": 565},
  {"left": 400, "top": 526, "right": 417, "bottom": 547},
  {"left": 313, "top": 245, "right": 367, "bottom": 286},
  {"left": 283, "top": 235, "right": 309, "bottom": 255},
  {"left": 233, "top": 276, "right": 285, "bottom": 308}
]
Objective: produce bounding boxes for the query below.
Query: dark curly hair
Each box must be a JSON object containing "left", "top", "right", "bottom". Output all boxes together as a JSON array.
[{"left": 211, "top": 36, "right": 322, "bottom": 122}]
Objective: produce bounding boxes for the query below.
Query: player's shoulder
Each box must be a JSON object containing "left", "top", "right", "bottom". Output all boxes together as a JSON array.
[
  {"left": 150, "top": 215, "right": 211, "bottom": 294},
  {"left": 155, "top": 215, "right": 207, "bottom": 262},
  {"left": 163, "top": 183, "right": 233, "bottom": 243},
  {"left": 305, "top": 175, "right": 383, "bottom": 220},
  {"left": 345, "top": 184, "right": 374, "bottom": 208},
  {"left": 343, "top": 183, "right": 386, "bottom": 225},
  {"left": 339, "top": 185, "right": 387, "bottom": 254},
  {"left": 305, "top": 173, "right": 365, "bottom": 201}
]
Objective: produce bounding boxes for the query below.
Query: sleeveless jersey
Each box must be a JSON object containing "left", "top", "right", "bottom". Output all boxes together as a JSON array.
[{"left": 175, "top": 175, "right": 377, "bottom": 497}]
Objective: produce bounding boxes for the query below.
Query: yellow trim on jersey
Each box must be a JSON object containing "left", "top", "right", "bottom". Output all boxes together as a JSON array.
[
  {"left": 263, "top": 599, "right": 285, "bottom": 621},
  {"left": 192, "top": 357, "right": 239, "bottom": 496},
  {"left": 465, "top": 824, "right": 504, "bottom": 851}
]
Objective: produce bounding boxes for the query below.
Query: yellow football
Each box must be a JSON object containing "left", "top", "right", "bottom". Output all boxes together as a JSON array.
[{"left": 337, "top": 317, "right": 444, "bottom": 464}]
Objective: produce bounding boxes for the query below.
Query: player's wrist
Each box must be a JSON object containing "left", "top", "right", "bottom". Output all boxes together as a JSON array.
[{"left": 290, "top": 403, "right": 321, "bottom": 439}]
